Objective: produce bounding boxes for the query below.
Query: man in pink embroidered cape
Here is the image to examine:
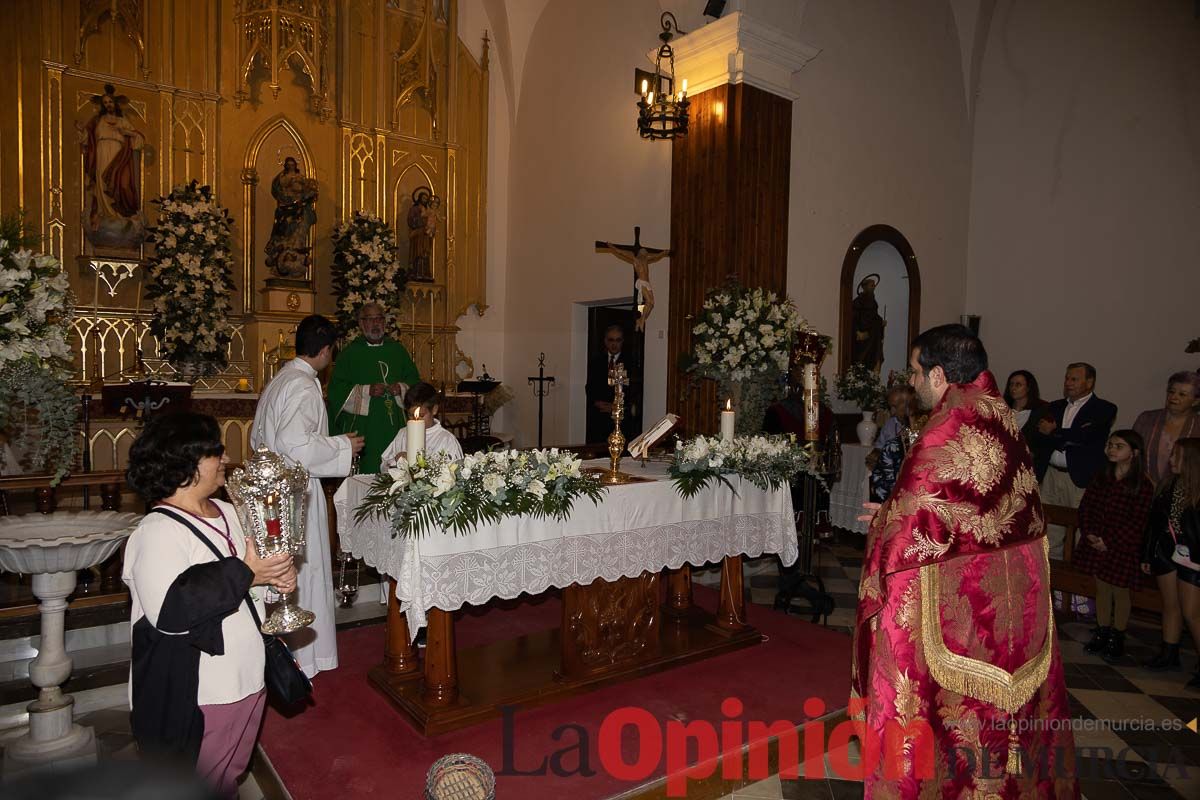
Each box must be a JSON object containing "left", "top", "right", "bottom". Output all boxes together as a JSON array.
[{"left": 852, "top": 325, "right": 1078, "bottom": 799}]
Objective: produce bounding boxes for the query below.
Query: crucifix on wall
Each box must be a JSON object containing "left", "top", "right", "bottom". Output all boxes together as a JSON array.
[{"left": 595, "top": 226, "right": 670, "bottom": 331}]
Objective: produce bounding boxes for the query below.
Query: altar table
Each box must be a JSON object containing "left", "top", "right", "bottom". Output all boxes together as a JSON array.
[{"left": 334, "top": 459, "right": 797, "bottom": 735}]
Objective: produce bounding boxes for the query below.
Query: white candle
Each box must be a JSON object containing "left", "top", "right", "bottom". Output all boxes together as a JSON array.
[
  {"left": 803, "top": 364, "right": 819, "bottom": 442},
  {"left": 720, "top": 398, "right": 736, "bottom": 443},
  {"left": 406, "top": 407, "right": 426, "bottom": 466}
]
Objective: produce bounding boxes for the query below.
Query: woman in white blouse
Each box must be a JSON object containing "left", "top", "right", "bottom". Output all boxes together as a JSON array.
[{"left": 124, "top": 412, "right": 295, "bottom": 798}]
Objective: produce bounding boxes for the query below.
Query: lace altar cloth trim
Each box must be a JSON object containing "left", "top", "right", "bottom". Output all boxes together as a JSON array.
[{"left": 336, "top": 506, "right": 797, "bottom": 635}]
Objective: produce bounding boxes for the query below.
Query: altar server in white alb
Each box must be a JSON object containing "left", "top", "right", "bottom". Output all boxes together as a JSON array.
[
  {"left": 251, "top": 315, "right": 364, "bottom": 677},
  {"left": 380, "top": 381, "right": 463, "bottom": 467}
]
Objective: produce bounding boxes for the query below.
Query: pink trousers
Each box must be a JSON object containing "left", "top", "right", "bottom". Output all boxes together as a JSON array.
[{"left": 196, "top": 689, "right": 267, "bottom": 799}]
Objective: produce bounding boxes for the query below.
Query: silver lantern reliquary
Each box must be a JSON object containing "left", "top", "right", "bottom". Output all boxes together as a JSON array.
[{"left": 226, "top": 445, "right": 314, "bottom": 634}]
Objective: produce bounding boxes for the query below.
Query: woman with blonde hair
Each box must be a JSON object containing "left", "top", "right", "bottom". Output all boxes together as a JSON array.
[
  {"left": 1141, "top": 437, "right": 1200, "bottom": 685},
  {"left": 1133, "top": 371, "right": 1200, "bottom": 487}
]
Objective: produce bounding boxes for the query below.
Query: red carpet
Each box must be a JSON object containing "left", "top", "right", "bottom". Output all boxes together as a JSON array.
[{"left": 259, "top": 587, "right": 851, "bottom": 799}]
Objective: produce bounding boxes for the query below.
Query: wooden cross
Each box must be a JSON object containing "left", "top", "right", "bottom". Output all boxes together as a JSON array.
[{"left": 595, "top": 226, "right": 670, "bottom": 331}]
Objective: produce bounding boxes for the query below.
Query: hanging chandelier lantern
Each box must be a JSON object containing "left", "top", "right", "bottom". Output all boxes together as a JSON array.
[{"left": 637, "top": 12, "right": 689, "bottom": 140}]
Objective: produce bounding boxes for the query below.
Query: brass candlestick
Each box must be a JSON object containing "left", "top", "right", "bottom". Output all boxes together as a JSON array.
[{"left": 602, "top": 363, "right": 633, "bottom": 485}]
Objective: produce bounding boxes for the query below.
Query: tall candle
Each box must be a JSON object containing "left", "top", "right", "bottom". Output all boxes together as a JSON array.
[
  {"left": 720, "top": 398, "right": 736, "bottom": 443},
  {"left": 802, "top": 363, "right": 819, "bottom": 442},
  {"left": 406, "top": 407, "right": 426, "bottom": 466}
]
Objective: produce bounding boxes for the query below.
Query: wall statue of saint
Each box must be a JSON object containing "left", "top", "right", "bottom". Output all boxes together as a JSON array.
[
  {"left": 265, "top": 157, "right": 318, "bottom": 279},
  {"left": 76, "top": 84, "right": 147, "bottom": 251},
  {"left": 850, "top": 273, "right": 887, "bottom": 372},
  {"left": 406, "top": 186, "right": 440, "bottom": 281}
]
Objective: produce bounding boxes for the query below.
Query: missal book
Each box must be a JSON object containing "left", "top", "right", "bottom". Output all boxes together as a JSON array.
[{"left": 627, "top": 413, "right": 681, "bottom": 459}]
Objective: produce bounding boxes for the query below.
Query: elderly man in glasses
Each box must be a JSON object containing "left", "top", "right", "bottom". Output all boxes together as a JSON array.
[{"left": 327, "top": 303, "right": 421, "bottom": 474}]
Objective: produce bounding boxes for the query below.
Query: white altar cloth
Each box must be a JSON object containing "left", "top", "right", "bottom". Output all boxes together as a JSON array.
[
  {"left": 334, "top": 459, "right": 798, "bottom": 637},
  {"left": 829, "top": 443, "right": 871, "bottom": 535}
]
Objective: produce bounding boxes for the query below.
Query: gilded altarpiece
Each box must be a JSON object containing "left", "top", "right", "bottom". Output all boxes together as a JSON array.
[{"left": 0, "top": 0, "right": 487, "bottom": 471}]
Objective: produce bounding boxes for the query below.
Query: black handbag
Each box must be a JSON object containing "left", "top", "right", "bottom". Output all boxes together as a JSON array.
[
  {"left": 243, "top": 595, "right": 312, "bottom": 705},
  {"left": 149, "top": 507, "right": 313, "bottom": 706}
]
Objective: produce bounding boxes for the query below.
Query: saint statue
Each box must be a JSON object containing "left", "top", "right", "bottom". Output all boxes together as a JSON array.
[
  {"left": 406, "top": 187, "right": 436, "bottom": 281},
  {"left": 595, "top": 227, "right": 670, "bottom": 332},
  {"left": 851, "top": 273, "right": 887, "bottom": 372},
  {"left": 76, "top": 84, "right": 147, "bottom": 251},
  {"left": 265, "top": 157, "right": 319, "bottom": 279}
]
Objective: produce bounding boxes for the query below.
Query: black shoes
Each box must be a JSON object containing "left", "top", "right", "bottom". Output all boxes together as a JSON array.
[
  {"left": 1084, "top": 626, "right": 1111, "bottom": 654},
  {"left": 1145, "top": 642, "right": 1182, "bottom": 672},
  {"left": 1101, "top": 629, "right": 1125, "bottom": 663}
]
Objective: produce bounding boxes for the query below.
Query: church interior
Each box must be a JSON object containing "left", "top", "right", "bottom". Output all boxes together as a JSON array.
[{"left": 0, "top": 1, "right": 1198, "bottom": 799}]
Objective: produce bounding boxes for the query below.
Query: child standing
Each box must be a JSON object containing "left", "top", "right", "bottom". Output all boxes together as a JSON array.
[
  {"left": 380, "top": 381, "right": 463, "bottom": 466},
  {"left": 1073, "top": 429, "right": 1153, "bottom": 662}
]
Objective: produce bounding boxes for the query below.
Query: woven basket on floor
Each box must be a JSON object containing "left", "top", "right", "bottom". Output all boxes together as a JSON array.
[{"left": 424, "top": 753, "right": 496, "bottom": 800}]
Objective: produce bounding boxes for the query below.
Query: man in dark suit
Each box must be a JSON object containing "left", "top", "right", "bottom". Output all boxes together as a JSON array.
[
  {"left": 1037, "top": 361, "right": 1118, "bottom": 558},
  {"left": 585, "top": 324, "right": 635, "bottom": 443}
]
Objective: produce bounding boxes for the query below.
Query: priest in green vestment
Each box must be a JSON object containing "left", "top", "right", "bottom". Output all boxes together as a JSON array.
[{"left": 328, "top": 303, "right": 420, "bottom": 473}]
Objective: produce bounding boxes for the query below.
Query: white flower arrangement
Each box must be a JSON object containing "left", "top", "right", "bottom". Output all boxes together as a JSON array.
[
  {"left": 331, "top": 212, "right": 407, "bottom": 336},
  {"left": 355, "top": 448, "right": 606, "bottom": 537},
  {"left": 688, "top": 283, "right": 804, "bottom": 383},
  {"left": 669, "top": 433, "right": 818, "bottom": 498},
  {"left": 144, "top": 181, "right": 236, "bottom": 377},
  {"left": 0, "top": 214, "right": 78, "bottom": 482},
  {"left": 835, "top": 363, "right": 887, "bottom": 412}
]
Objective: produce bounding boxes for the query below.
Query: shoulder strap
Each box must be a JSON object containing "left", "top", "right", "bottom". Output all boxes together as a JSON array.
[{"left": 147, "top": 507, "right": 266, "bottom": 631}]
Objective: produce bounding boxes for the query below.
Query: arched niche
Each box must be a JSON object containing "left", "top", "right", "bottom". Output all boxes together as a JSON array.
[
  {"left": 838, "top": 224, "right": 921, "bottom": 381},
  {"left": 241, "top": 116, "right": 315, "bottom": 309},
  {"left": 392, "top": 162, "right": 437, "bottom": 282}
]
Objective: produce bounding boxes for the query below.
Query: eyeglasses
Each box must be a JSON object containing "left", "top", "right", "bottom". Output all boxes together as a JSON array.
[{"left": 360, "top": 316, "right": 385, "bottom": 323}]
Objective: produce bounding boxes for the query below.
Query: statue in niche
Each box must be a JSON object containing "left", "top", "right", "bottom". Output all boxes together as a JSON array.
[
  {"left": 850, "top": 273, "right": 887, "bottom": 373},
  {"left": 406, "top": 186, "right": 439, "bottom": 282},
  {"left": 76, "top": 84, "right": 147, "bottom": 251},
  {"left": 265, "top": 156, "right": 319, "bottom": 279}
]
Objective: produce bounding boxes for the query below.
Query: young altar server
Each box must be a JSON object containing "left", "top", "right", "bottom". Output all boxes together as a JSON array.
[
  {"left": 251, "top": 315, "right": 364, "bottom": 678},
  {"left": 381, "top": 382, "right": 463, "bottom": 467}
]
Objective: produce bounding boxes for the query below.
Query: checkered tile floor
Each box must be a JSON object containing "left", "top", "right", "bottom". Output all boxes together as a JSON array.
[{"left": 701, "top": 533, "right": 1200, "bottom": 800}]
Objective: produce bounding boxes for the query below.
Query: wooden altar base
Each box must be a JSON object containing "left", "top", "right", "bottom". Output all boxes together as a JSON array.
[
  {"left": 369, "top": 607, "right": 761, "bottom": 736},
  {"left": 370, "top": 558, "right": 759, "bottom": 736}
]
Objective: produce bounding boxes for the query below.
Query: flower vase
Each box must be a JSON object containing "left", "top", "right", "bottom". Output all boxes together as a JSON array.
[
  {"left": 718, "top": 376, "right": 780, "bottom": 437},
  {"left": 856, "top": 411, "right": 878, "bottom": 447}
]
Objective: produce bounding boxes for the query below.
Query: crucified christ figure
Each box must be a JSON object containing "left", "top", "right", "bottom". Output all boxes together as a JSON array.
[{"left": 595, "top": 226, "right": 670, "bottom": 331}]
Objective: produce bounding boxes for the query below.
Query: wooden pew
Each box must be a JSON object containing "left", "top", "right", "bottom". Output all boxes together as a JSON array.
[{"left": 1046, "top": 503, "right": 1162, "bottom": 613}]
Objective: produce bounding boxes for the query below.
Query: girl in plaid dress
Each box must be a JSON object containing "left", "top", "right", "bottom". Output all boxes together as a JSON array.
[{"left": 1074, "top": 430, "right": 1153, "bottom": 662}]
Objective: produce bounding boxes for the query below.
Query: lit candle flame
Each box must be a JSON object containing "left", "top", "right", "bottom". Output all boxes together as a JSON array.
[
  {"left": 647, "top": 91, "right": 655, "bottom": 105},
  {"left": 413, "top": 407, "right": 422, "bottom": 421},
  {"left": 725, "top": 398, "right": 732, "bottom": 411},
  {"left": 641, "top": 79, "right": 648, "bottom": 95}
]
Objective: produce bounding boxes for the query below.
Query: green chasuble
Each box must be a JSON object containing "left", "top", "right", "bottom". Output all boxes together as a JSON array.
[{"left": 327, "top": 336, "right": 420, "bottom": 474}]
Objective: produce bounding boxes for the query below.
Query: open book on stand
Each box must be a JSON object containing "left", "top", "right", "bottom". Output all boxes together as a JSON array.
[{"left": 627, "top": 413, "right": 681, "bottom": 460}]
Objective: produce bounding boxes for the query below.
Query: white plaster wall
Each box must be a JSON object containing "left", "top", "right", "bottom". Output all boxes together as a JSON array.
[
  {"left": 964, "top": 0, "right": 1200, "bottom": 423},
  {"left": 787, "top": 0, "right": 973, "bottom": 385},
  {"left": 500, "top": 0, "right": 672, "bottom": 447}
]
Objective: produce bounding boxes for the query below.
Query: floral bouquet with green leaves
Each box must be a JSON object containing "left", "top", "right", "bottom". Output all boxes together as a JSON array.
[
  {"left": 332, "top": 211, "right": 407, "bottom": 337},
  {"left": 145, "top": 181, "right": 236, "bottom": 377},
  {"left": 835, "top": 363, "right": 887, "bottom": 411},
  {"left": 669, "top": 433, "right": 818, "bottom": 499},
  {"left": 686, "top": 281, "right": 807, "bottom": 435},
  {"left": 355, "top": 448, "right": 607, "bottom": 537},
  {"left": 688, "top": 283, "right": 804, "bottom": 382},
  {"left": 0, "top": 213, "right": 78, "bottom": 482}
]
